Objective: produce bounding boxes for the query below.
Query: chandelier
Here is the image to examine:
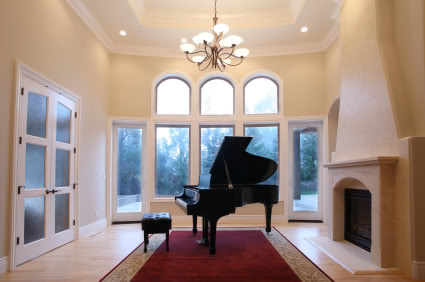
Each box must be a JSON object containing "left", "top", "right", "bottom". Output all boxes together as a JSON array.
[{"left": 179, "top": 0, "right": 249, "bottom": 72}]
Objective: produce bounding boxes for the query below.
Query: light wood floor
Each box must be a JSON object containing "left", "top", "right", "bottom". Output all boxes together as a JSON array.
[{"left": 0, "top": 223, "right": 413, "bottom": 282}]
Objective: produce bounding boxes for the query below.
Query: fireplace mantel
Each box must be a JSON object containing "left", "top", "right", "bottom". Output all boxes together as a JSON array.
[{"left": 325, "top": 156, "right": 399, "bottom": 268}]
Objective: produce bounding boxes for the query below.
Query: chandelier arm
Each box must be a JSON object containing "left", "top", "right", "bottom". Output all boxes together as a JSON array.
[
  {"left": 217, "top": 59, "right": 225, "bottom": 72},
  {"left": 223, "top": 57, "right": 244, "bottom": 67},
  {"left": 199, "top": 58, "right": 213, "bottom": 71},
  {"left": 217, "top": 45, "right": 236, "bottom": 59}
]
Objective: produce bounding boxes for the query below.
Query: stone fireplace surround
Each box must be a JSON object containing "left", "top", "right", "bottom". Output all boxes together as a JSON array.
[{"left": 325, "top": 157, "right": 398, "bottom": 268}]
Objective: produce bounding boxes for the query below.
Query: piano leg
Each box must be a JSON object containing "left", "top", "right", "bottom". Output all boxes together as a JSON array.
[
  {"left": 197, "top": 217, "right": 209, "bottom": 245},
  {"left": 208, "top": 217, "right": 218, "bottom": 255},
  {"left": 264, "top": 203, "right": 274, "bottom": 234},
  {"left": 192, "top": 215, "right": 197, "bottom": 235}
]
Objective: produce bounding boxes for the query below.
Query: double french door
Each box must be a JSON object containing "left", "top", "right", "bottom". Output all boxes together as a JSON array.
[{"left": 15, "top": 76, "right": 76, "bottom": 265}]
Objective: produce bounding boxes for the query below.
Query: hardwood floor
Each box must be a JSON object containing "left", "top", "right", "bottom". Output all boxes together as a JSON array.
[{"left": 0, "top": 223, "right": 413, "bottom": 281}]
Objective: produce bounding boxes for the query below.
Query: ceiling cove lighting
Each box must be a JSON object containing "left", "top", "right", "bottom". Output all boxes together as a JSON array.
[
  {"left": 179, "top": 0, "right": 249, "bottom": 72},
  {"left": 300, "top": 26, "right": 309, "bottom": 33},
  {"left": 119, "top": 30, "right": 127, "bottom": 36}
]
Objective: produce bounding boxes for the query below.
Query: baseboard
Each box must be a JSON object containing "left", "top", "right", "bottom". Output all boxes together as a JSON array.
[
  {"left": 171, "top": 215, "right": 286, "bottom": 227},
  {"left": 78, "top": 218, "right": 107, "bottom": 238},
  {"left": 412, "top": 261, "right": 425, "bottom": 280},
  {"left": 0, "top": 256, "right": 8, "bottom": 274}
]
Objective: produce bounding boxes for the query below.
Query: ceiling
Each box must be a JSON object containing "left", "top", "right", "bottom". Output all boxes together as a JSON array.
[{"left": 66, "top": 0, "right": 343, "bottom": 57}]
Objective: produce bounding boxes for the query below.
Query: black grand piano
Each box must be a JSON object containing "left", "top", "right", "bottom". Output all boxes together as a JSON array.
[{"left": 175, "top": 136, "right": 279, "bottom": 254}]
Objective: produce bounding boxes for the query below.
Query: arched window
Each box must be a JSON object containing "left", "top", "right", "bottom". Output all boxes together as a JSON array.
[
  {"left": 200, "top": 78, "right": 234, "bottom": 115},
  {"left": 156, "top": 77, "right": 190, "bottom": 115},
  {"left": 244, "top": 77, "right": 278, "bottom": 114}
]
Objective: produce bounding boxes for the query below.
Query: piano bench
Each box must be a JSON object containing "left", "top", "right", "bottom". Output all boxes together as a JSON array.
[{"left": 141, "top": 212, "right": 172, "bottom": 253}]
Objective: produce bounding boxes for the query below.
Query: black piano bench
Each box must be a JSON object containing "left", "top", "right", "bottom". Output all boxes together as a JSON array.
[{"left": 141, "top": 212, "right": 172, "bottom": 253}]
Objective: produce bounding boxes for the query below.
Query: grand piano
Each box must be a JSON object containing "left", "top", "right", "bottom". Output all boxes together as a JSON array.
[{"left": 175, "top": 136, "right": 279, "bottom": 254}]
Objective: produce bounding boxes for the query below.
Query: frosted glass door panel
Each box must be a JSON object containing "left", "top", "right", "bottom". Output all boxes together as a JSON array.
[
  {"left": 55, "top": 194, "right": 69, "bottom": 234},
  {"left": 25, "top": 144, "right": 46, "bottom": 189},
  {"left": 55, "top": 149, "right": 70, "bottom": 187},
  {"left": 27, "top": 92, "right": 47, "bottom": 138},
  {"left": 24, "top": 196, "right": 45, "bottom": 244},
  {"left": 56, "top": 103, "right": 71, "bottom": 144}
]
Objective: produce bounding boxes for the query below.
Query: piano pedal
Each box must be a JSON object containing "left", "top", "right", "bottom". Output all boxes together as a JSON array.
[{"left": 196, "top": 238, "right": 209, "bottom": 246}]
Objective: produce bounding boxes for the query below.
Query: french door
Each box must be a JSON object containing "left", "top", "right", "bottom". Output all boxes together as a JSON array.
[
  {"left": 112, "top": 124, "right": 146, "bottom": 222},
  {"left": 15, "top": 76, "right": 76, "bottom": 265},
  {"left": 288, "top": 121, "right": 323, "bottom": 221}
]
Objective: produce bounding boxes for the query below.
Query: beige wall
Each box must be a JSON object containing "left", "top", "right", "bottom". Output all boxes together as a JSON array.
[
  {"left": 110, "top": 52, "right": 327, "bottom": 118},
  {"left": 0, "top": 0, "right": 110, "bottom": 259},
  {"left": 324, "top": 36, "right": 341, "bottom": 112}
]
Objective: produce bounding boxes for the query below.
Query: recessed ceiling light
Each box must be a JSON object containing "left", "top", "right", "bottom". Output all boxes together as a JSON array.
[
  {"left": 181, "top": 38, "right": 187, "bottom": 43},
  {"left": 300, "top": 26, "right": 309, "bottom": 33},
  {"left": 119, "top": 30, "right": 127, "bottom": 36}
]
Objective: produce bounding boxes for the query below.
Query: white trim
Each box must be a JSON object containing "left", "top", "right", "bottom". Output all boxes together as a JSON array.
[
  {"left": 171, "top": 215, "right": 286, "bottom": 227},
  {"left": 11, "top": 62, "right": 82, "bottom": 270},
  {"left": 412, "top": 261, "right": 425, "bottom": 280},
  {"left": 0, "top": 257, "right": 8, "bottom": 274},
  {"left": 78, "top": 218, "right": 107, "bottom": 238}
]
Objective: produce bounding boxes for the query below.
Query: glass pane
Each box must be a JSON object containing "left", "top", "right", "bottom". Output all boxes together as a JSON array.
[
  {"left": 55, "top": 149, "right": 70, "bottom": 187},
  {"left": 245, "top": 78, "right": 278, "bottom": 114},
  {"left": 292, "top": 128, "right": 318, "bottom": 212},
  {"left": 24, "top": 196, "right": 45, "bottom": 244},
  {"left": 200, "top": 127, "right": 233, "bottom": 175},
  {"left": 245, "top": 126, "right": 279, "bottom": 185},
  {"left": 56, "top": 103, "right": 71, "bottom": 143},
  {"left": 201, "top": 79, "right": 233, "bottom": 115},
  {"left": 117, "top": 128, "right": 143, "bottom": 213},
  {"left": 157, "top": 78, "right": 190, "bottom": 115},
  {"left": 27, "top": 92, "right": 47, "bottom": 138},
  {"left": 55, "top": 194, "right": 69, "bottom": 233},
  {"left": 25, "top": 144, "right": 45, "bottom": 189},
  {"left": 156, "top": 127, "right": 189, "bottom": 196}
]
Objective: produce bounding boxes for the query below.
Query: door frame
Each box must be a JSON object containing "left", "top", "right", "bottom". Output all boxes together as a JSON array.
[
  {"left": 10, "top": 62, "right": 82, "bottom": 270},
  {"left": 287, "top": 119, "right": 325, "bottom": 221},
  {"left": 111, "top": 122, "right": 148, "bottom": 222}
]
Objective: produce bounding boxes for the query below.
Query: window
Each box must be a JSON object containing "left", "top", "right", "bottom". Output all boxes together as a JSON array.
[
  {"left": 244, "top": 77, "right": 278, "bottom": 114},
  {"left": 200, "top": 126, "right": 234, "bottom": 175},
  {"left": 156, "top": 77, "right": 190, "bottom": 115},
  {"left": 201, "top": 78, "right": 234, "bottom": 115},
  {"left": 244, "top": 125, "right": 279, "bottom": 184},
  {"left": 116, "top": 127, "right": 143, "bottom": 213},
  {"left": 156, "top": 126, "right": 190, "bottom": 196}
]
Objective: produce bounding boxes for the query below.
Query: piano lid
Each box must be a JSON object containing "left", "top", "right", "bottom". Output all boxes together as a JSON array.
[{"left": 209, "top": 136, "right": 278, "bottom": 185}]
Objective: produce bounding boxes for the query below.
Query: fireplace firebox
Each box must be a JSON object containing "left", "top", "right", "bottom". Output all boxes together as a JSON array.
[{"left": 344, "top": 188, "right": 372, "bottom": 252}]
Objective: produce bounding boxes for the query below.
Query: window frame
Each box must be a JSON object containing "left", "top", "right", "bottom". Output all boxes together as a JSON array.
[
  {"left": 243, "top": 123, "right": 280, "bottom": 185},
  {"left": 154, "top": 124, "right": 191, "bottom": 197},
  {"left": 155, "top": 76, "right": 192, "bottom": 116},
  {"left": 243, "top": 76, "right": 280, "bottom": 115},
  {"left": 199, "top": 124, "right": 235, "bottom": 176},
  {"left": 200, "top": 77, "right": 235, "bottom": 116}
]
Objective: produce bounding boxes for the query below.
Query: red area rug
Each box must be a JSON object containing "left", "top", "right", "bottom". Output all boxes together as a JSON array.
[{"left": 101, "top": 228, "right": 333, "bottom": 282}]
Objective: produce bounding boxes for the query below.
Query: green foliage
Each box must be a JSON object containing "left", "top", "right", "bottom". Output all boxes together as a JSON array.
[
  {"left": 200, "top": 127, "right": 233, "bottom": 175},
  {"left": 300, "top": 132, "right": 318, "bottom": 181},
  {"left": 117, "top": 128, "right": 142, "bottom": 196}
]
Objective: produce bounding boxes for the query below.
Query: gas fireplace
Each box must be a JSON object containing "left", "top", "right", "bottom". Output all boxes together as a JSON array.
[{"left": 345, "top": 188, "right": 371, "bottom": 252}]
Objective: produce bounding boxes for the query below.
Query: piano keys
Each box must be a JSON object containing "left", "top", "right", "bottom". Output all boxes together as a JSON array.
[{"left": 175, "top": 136, "right": 279, "bottom": 254}]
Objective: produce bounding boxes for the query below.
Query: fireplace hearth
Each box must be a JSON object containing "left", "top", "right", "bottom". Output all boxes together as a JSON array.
[{"left": 345, "top": 188, "right": 371, "bottom": 252}]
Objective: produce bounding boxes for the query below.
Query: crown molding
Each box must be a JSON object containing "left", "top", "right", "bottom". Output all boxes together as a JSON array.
[{"left": 66, "top": 0, "right": 340, "bottom": 58}]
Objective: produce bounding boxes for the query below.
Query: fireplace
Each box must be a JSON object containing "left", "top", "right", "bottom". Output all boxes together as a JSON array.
[{"left": 345, "top": 188, "right": 371, "bottom": 252}]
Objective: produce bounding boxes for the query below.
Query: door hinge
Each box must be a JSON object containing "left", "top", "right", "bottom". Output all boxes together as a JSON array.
[
  {"left": 18, "top": 186, "right": 24, "bottom": 194},
  {"left": 73, "top": 183, "right": 77, "bottom": 190},
  {"left": 73, "top": 148, "right": 76, "bottom": 154},
  {"left": 74, "top": 112, "right": 77, "bottom": 118},
  {"left": 19, "top": 136, "right": 22, "bottom": 144},
  {"left": 73, "top": 220, "right": 76, "bottom": 226},
  {"left": 21, "top": 88, "right": 24, "bottom": 95},
  {"left": 16, "top": 237, "right": 20, "bottom": 245}
]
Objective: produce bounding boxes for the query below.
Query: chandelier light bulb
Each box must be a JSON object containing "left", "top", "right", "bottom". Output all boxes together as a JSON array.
[
  {"left": 180, "top": 43, "right": 196, "bottom": 53},
  {"left": 225, "top": 35, "right": 243, "bottom": 46},
  {"left": 213, "top": 23, "right": 230, "bottom": 35},
  {"left": 223, "top": 58, "right": 231, "bottom": 64},
  {"left": 234, "top": 48, "right": 249, "bottom": 58},
  {"left": 193, "top": 35, "right": 202, "bottom": 45},
  {"left": 192, "top": 56, "right": 205, "bottom": 63},
  {"left": 198, "top": 32, "right": 214, "bottom": 44},
  {"left": 219, "top": 39, "right": 232, "bottom": 48}
]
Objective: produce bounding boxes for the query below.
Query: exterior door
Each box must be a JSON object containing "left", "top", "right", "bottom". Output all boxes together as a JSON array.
[
  {"left": 112, "top": 124, "right": 146, "bottom": 222},
  {"left": 288, "top": 121, "right": 323, "bottom": 221},
  {"left": 15, "top": 76, "right": 76, "bottom": 265}
]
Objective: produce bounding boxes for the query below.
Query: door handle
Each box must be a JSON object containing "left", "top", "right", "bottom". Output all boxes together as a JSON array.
[
  {"left": 46, "top": 189, "right": 51, "bottom": 194},
  {"left": 51, "top": 189, "right": 60, "bottom": 194}
]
